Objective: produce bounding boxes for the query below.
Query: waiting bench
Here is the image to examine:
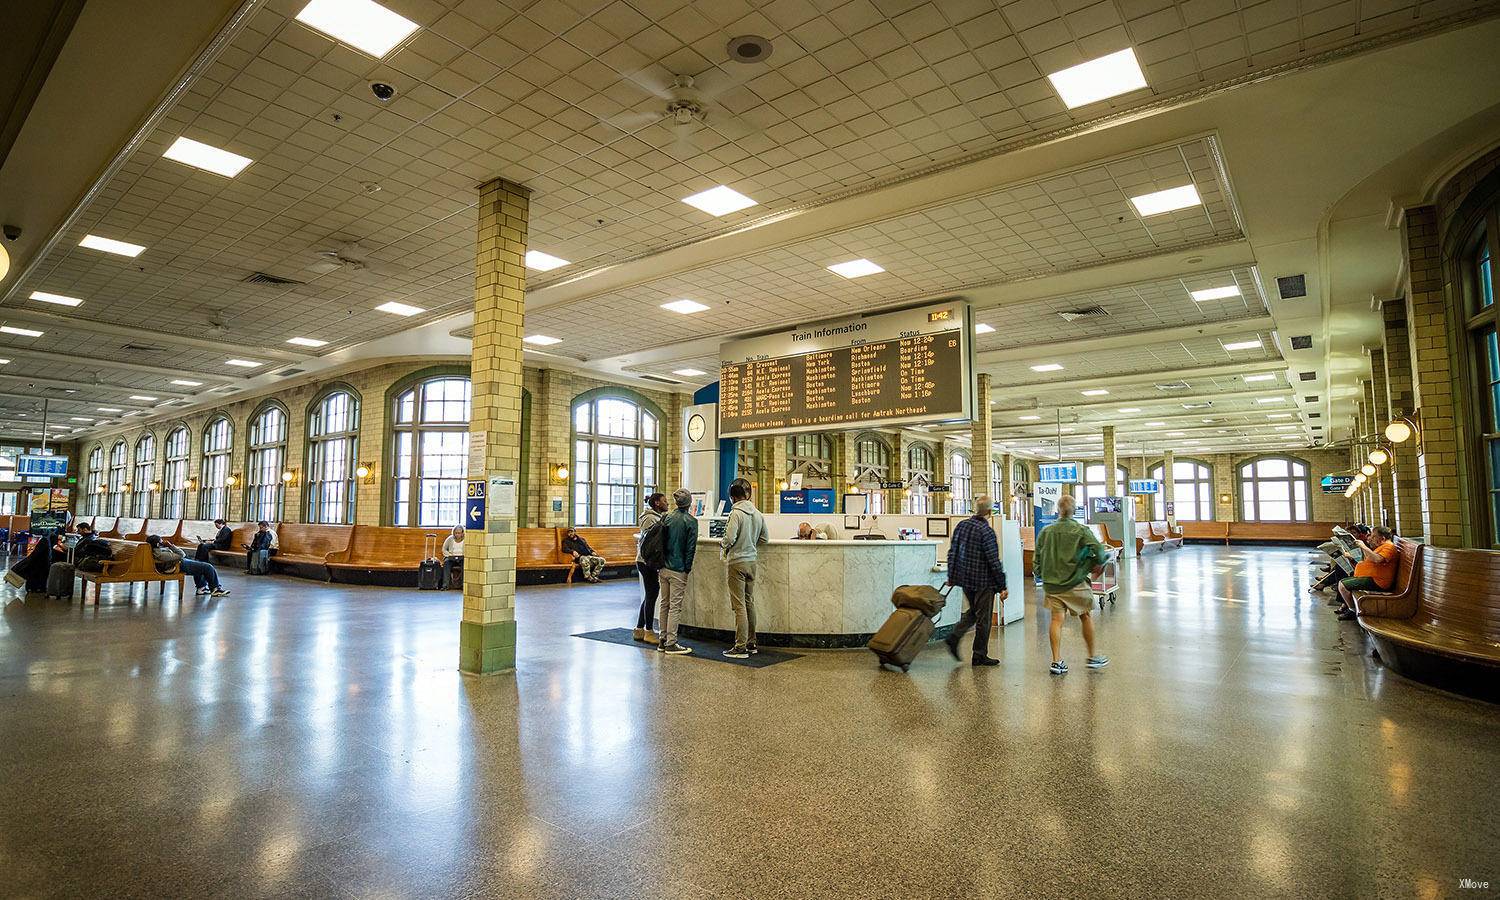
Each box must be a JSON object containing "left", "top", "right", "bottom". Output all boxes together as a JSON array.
[
  {"left": 326, "top": 526, "right": 447, "bottom": 584},
  {"left": 78, "top": 542, "right": 184, "bottom": 604},
  {"left": 1353, "top": 544, "right": 1500, "bottom": 683},
  {"left": 1135, "top": 522, "right": 1164, "bottom": 554},
  {"left": 1148, "top": 520, "right": 1183, "bottom": 550},
  {"left": 516, "top": 526, "right": 638, "bottom": 584}
]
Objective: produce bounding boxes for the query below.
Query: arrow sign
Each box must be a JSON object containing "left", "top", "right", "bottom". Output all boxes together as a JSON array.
[{"left": 465, "top": 495, "right": 485, "bottom": 529}]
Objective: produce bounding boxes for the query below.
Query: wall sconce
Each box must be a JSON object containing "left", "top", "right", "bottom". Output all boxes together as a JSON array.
[
  {"left": 355, "top": 463, "right": 372, "bottom": 482},
  {"left": 1218, "top": 493, "right": 1231, "bottom": 505},
  {"left": 123, "top": 482, "right": 133, "bottom": 492},
  {"left": 1360, "top": 463, "right": 1376, "bottom": 476},
  {"left": 186, "top": 478, "right": 197, "bottom": 490},
  {"left": 149, "top": 481, "right": 160, "bottom": 492},
  {"left": 1384, "top": 416, "right": 1417, "bottom": 445},
  {"left": 1368, "top": 448, "right": 1390, "bottom": 465},
  {"left": 281, "top": 469, "right": 297, "bottom": 485},
  {"left": 225, "top": 474, "right": 239, "bottom": 487},
  {"left": 550, "top": 463, "right": 569, "bottom": 485},
  {"left": 778, "top": 479, "right": 790, "bottom": 491}
]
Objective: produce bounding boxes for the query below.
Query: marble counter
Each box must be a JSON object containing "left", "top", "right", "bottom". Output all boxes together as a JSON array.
[{"left": 681, "top": 539, "right": 954, "bottom": 648}]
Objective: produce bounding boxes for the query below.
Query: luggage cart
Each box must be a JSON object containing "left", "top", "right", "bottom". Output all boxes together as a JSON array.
[{"left": 1092, "top": 547, "right": 1121, "bottom": 609}]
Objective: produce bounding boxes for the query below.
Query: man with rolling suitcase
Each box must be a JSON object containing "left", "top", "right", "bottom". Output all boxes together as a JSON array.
[{"left": 943, "top": 495, "right": 1007, "bottom": 667}]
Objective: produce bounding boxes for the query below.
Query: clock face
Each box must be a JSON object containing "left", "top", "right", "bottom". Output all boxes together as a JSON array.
[{"left": 688, "top": 414, "right": 706, "bottom": 442}]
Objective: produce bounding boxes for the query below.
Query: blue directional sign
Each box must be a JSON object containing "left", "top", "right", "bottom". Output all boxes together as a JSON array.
[
  {"left": 465, "top": 479, "right": 486, "bottom": 528},
  {"left": 1129, "top": 479, "right": 1161, "bottom": 495},
  {"left": 1037, "top": 462, "right": 1079, "bottom": 483}
]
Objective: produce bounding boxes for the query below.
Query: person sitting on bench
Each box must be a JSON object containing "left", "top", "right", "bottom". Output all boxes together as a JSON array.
[
  {"left": 441, "top": 525, "right": 464, "bottom": 589},
  {"left": 73, "top": 523, "right": 112, "bottom": 573},
  {"left": 147, "top": 534, "right": 230, "bottom": 597},
  {"left": 196, "top": 518, "right": 234, "bottom": 562},
  {"left": 247, "top": 521, "right": 277, "bottom": 570},
  {"left": 561, "top": 527, "right": 605, "bottom": 583},
  {"left": 1333, "top": 526, "right": 1399, "bottom": 621}
]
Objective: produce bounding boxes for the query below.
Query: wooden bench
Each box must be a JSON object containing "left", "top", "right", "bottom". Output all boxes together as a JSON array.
[
  {"left": 172, "top": 519, "right": 229, "bottom": 549},
  {"left": 1149, "top": 520, "right": 1183, "bottom": 550},
  {"left": 566, "top": 527, "right": 639, "bottom": 583},
  {"left": 265, "top": 523, "right": 353, "bottom": 578},
  {"left": 208, "top": 523, "right": 264, "bottom": 568},
  {"left": 1180, "top": 521, "right": 1230, "bottom": 545},
  {"left": 1135, "top": 521, "right": 1164, "bottom": 554},
  {"left": 518, "top": 527, "right": 572, "bottom": 577},
  {"left": 78, "top": 542, "right": 185, "bottom": 604},
  {"left": 1018, "top": 526, "right": 1034, "bottom": 577},
  {"left": 1091, "top": 523, "right": 1127, "bottom": 552},
  {"left": 1225, "top": 521, "right": 1339, "bottom": 544},
  {"left": 87, "top": 516, "right": 117, "bottom": 538},
  {"left": 136, "top": 519, "right": 183, "bottom": 543},
  {"left": 326, "top": 525, "right": 447, "bottom": 584},
  {"left": 1354, "top": 544, "right": 1500, "bottom": 688},
  {"left": 112, "top": 517, "right": 147, "bottom": 540}
]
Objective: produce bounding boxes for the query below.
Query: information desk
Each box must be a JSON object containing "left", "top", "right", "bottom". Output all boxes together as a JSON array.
[{"left": 681, "top": 539, "right": 954, "bottom": 648}]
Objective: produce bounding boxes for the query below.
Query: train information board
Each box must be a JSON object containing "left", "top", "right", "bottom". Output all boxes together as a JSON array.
[{"left": 717, "top": 301, "right": 973, "bottom": 438}]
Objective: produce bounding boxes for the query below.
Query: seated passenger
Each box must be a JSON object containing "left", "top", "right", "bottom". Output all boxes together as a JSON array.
[
  {"left": 246, "top": 520, "right": 277, "bottom": 570},
  {"left": 561, "top": 527, "right": 605, "bottom": 583},
  {"left": 794, "top": 522, "right": 816, "bottom": 540},
  {"left": 196, "top": 518, "right": 234, "bottom": 562},
  {"left": 442, "top": 525, "right": 464, "bottom": 589},
  {"left": 73, "top": 523, "right": 113, "bottom": 573},
  {"left": 8, "top": 532, "right": 53, "bottom": 593},
  {"left": 1333, "top": 526, "right": 1399, "bottom": 620},
  {"left": 147, "top": 534, "right": 230, "bottom": 597}
]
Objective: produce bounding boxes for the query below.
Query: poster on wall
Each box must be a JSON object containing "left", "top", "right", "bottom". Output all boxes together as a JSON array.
[{"left": 1034, "top": 483, "right": 1064, "bottom": 535}]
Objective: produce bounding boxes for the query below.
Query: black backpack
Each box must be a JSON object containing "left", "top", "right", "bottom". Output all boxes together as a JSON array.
[{"left": 639, "top": 517, "right": 668, "bottom": 570}]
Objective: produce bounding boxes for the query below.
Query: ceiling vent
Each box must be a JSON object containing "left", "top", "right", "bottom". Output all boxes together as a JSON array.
[
  {"left": 1290, "top": 335, "right": 1313, "bottom": 350},
  {"left": 1276, "top": 274, "right": 1307, "bottom": 299},
  {"left": 1308, "top": 412, "right": 1322, "bottom": 418},
  {"left": 275, "top": 368, "right": 306, "bottom": 378},
  {"left": 1155, "top": 381, "right": 1190, "bottom": 391},
  {"left": 636, "top": 374, "right": 683, "bottom": 385},
  {"left": 122, "top": 342, "right": 168, "bottom": 353},
  {"left": 243, "top": 271, "right": 305, "bottom": 287},
  {"left": 1058, "top": 305, "right": 1110, "bottom": 322},
  {"left": 1304, "top": 395, "right": 1319, "bottom": 403},
  {"left": 1299, "top": 371, "right": 1317, "bottom": 381},
  {"left": 1181, "top": 402, "right": 1212, "bottom": 409}
]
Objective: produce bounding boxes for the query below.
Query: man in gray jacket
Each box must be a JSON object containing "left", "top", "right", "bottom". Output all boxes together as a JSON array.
[{"left": 719, "top": 478, "right": 769, "bottom": 659}]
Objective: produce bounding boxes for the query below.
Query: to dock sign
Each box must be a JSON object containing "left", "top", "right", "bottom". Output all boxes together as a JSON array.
[{"left": 466, "top": 480, "right": 486, "bottom": 528}]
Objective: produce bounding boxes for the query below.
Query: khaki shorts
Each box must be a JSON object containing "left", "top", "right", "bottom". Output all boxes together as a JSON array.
[{"left": 1044, "top": 582, "right": 1095, "bottom": 617}]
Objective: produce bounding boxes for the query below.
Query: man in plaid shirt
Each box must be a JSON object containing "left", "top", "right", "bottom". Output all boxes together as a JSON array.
[{"left": 944, "top": 495, "right": 1008, "bottom": 667}]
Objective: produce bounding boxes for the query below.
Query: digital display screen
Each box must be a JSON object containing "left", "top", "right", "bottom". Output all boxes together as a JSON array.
[{"left": 17, "top": 455, "right": 67, "bottom": 478}]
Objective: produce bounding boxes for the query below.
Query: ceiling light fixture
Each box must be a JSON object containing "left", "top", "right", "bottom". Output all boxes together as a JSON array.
[
  {"left": 1046, "top": 48, "right": 1148, "bottom": 108},
  {"left": 1243, "top": 373, "right": 1276, "bottom": 382},
  {"left": 1019, "top": 415, "right": 1041, "bottom": 421},
  {"left": 294, "top": 0, "right": 419, "bottom": 58},
  {"left": 287, "top": 337, "right": 328, "bottom": 347},
  {"left": 1129, "top": 184, "right": 1202, "bottom": 217},
  {"left": 1030, "top": 363, "right": 1064, "bottom": 372},
  {"left": 1267, "top": 413, "right": 1293, "bottom": 419},
  {"left": 681, "top": 185, "right": 757, "bottom": 216},
  {"left": 225, "top": 359, "right": 262, "bottom": 368},
  {"left": 1081, "top": 389, "right": 1109, "bottom": 396},
  {"left": 97, "top": 407, "right": 122, "bottom": 413},
  {"left": 28, "top": 291, "right": 83, "bottom": 307},
  {"left": 1143, "top": 421, "right": 1165, "bottom": 427},
  {"left": 522, "top": 335, "right": 562, "bottom": 346},
  {"left": 1369, "top": 448, "right": 1390, "bottom": 465},
  {"left": 375, "top": 301, "right": 424, "bottom": 316},
  {"left": 0, "top": 325, "right": 43, "bottom": 337},
  {"left": 1190, "top": 285, "right": 1241, "bottom": 302},
  {"left": 128, "top": 395, "right": 158, "bottom": 401},
  {"left": 1256, "top": 397, "right": 1284, "bottom": 404},
  {"left": 162, "top": 136, "right": 252, "bottom": 177},
  {"left": 1222, "top": 339, "right": 1263, "bottom": 352},
  {"left": 974, "top": 323, "right": 994, "bottom": 334},
  {"left": 828, "top": 258, "right": 884, "bottom": 279},
  {"left": 661, "top": 299, "right": 709, "bottom": 314},
  {"left": 171, "top": 379, "right": 203, "bottom": 387},
  {"left": 525, "top": 250, "right": 570, "bottom": 271},
  {"left": 672, "top": 368, "right": 707, "bottom": 377},
  {"left": 79, "top": 235, "right": 146, "bottom": 257},
  {"left": 1119, "top": 407, "right": 1140, "bottom": 413}
]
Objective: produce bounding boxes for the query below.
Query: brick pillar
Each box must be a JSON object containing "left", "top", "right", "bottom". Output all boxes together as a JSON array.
[
  {"left": 834, "top": 432, "right": 856, "bottom": 495},
  {"left": 1368, "top": 348, "right": 1396, "bottom": 529},
  {"left": 534, "top": 369, "right": 569, "bottom": 527},
  {"left": 888, "top": 432, "right": 905, "bottom": 516},
  {"left": 971, "top": 375, "right": 994, "bottom": 510},
  {"left": 764, "top": 436, "right": 787, "bottom": 514},
  {"left": 1162, "top": 449, "right": 1176, "bottom": 522},
  {"left": 999, "top": 451, "right": 1013, "bottom": 519},
  {"left": 1359, "top": 378, "right": 1384, "bottom": 524},
  {"left": 460, "top": 177, "right": 529, "bottom": 675},
  {"left": 1102, "top": 425, "right": 1118, "bottom": 495},
  {"left": 1380, "top": 299, "right": 1423, "bottom": 538}
]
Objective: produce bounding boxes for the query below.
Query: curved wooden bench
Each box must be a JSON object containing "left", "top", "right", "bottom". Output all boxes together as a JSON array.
[
  {"left": 519, "top": 527, "right": 571, "bottom": 577},
  {"left": 565, "top": 527, "right": 639, "bottom": 583},
  {"left": 1149, "top": 521, "right": 1182, "bottom": 549},
  {"left": 88, "top": 516, "right": 116, "bottom": 538},
  {"left": 1180, "top": 521, "right": 1229, "bottom": 545},
  {"left": 113, "top": 517, "right": 147, "bottom": 540},
  {"left": 208, "top": 523, "right": 265, "bottom": 569},
  {"left": 266, "top": 524, "right": 353, "bottom": 578},
  {"left": 1018, "top": 526, "right": 1034, "bottom": 577},
  {"left": 1135, "top": 521, "right": 1163, "bottom": 554},
  {"left": 137, "top": 519, "right": 184, "bottom": 543},
  {"left": 1091, "top": 523, "right": 1126, "bottom": 552},
  {"left": 1225, "top": 521, "right": 1340, "bottom": 544},
  {"left": 172, "top": 519, "right": 231, "bottom": 549},
  {"left": 79, "top": 542, "right": 184, "bottom": 605},
  {"left": 326, "top": 525, "right": 445, "bottom": 584},
  {"left": 1355, "top": 545, "right": 1500, "bottom": 671}
]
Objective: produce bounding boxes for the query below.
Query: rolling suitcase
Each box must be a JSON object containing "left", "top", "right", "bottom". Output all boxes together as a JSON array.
[
  {"left": 418, "top": 535, "right": 442, "bottom": 590},
  {"left": 248, "top": 548, "right": 271, "bottom": 575},
  {"left": 47, "top": 563, "right": 75, "bottom": 600},
  {"left": 869, "top": 607, "right": 935, "bottom": 672},
  {"left": 892, "top": 584, "right": 948, "bottom": 617}
]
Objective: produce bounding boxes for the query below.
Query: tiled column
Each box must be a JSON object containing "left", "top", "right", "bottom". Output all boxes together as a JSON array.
[
  {"left": 460, "top": 177, "right": 529, "bottom": 675},
  {"left": 535, "top": 369, "right": 569, "bottom": 528},
  {"left": 1102, "top": 425, "right": 1118, "bottom": 495},
  {"left": 1368, "top": 347, "right": 1396, "bottom": 529},
  {"left": 887, "top": 432, "right": 905, "bottom": 516},
  {"left": 971, "top": 375, "right": 994, "bottom": 507},
  {"left": 999, "top": 451, "right": 1013, "bottom": 518},
  {"left": 834, "top": 432, "right": 856, "bottom": 494},
  {"left": 1402, "top": 206, "right": 1463, "bottom": 546},
  {"left": 1162, "top": 449, "right": 1176, "bottom": 521},
  {"left": 1360, "top": 379, "right": 1385, "bottom": 524},
  {"left": 764, "top": 436, "right": 787, "bottom": 514},
  {"left": 1380, "top": 299, "right": 1423, "bottom": 538}
]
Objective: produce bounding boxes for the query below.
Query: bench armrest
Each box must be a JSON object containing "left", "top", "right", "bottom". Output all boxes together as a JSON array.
[{"left": 1352, "top": 585, "right": 1417, "bottom": 620}]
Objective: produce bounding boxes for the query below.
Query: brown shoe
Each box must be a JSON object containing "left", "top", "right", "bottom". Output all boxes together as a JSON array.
[{"left": 632, "top": 628, "right": 648, "bottom": 642}]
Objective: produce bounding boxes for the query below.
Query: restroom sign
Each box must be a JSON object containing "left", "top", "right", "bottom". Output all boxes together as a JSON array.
[{"left": 465, "top": 479, "right": 486, "bottom": 528}]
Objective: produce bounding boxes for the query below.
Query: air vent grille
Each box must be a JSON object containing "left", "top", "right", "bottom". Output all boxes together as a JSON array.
[
  {"left": 1308, "top": 412, "right": 1321, "bottom": 418},
  {"left": 1276, "top": 274, "right": 1307, "bottom": 299},
  {"left": 1290, "top": 335, "right": 1312, "bottom": 350},
  {"left": 1058, "top": 305, "right": 1109, "bottom": 322},
  {"left": 1155, "top": 381, "right": 1190, "bottom": 391},
  {"left": 1299, "top": 371, "right": 1316, "bottom": 381},
  {"left": 1304, "top": 395, "right": 1319, "bottom": 403},
  {"left": 122, "top": 343, "right": 167, "bottom": 353},
  {"left": 243, "top": 271, "right": 305, "bottom": 286},
  {"left": 637, "top": 374, "right": 683, "bottom": 385},
  {"left": 1181, "top": 402, "right": 1212, "bottom": 409},
  {"left": 275, "top": 368, "right": 306, "bottom": 378}
]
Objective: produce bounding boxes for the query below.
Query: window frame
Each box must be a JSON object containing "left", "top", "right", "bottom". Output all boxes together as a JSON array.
[
  {"left": 1149, "top": 458, "right": 1215, "bottom": 521},
  {"left": 1072, "top": 463, "right": 1130, "bottom": 515},
  {"left": 106, "top": 440, "right": 127, "bottom": 516},
  {"left": 1237, "top": 454, "right": 1312, "bottom": 523},
  {"left": 86, "top": 446, "right": 104, "bottom": 515},
  {"left": 1461, "top": 209, "right": 1500, "bottom": 546},
  {"left": 571, "top": 388, "right": 663, "bottom": 526},
  {"left": 198, "top": 416, "right": 233, "bottom": 520},
  {"left": 852, "top": 433, "right": 892, "bottom": 515},
  {"left": 160, "top": 426, "right": 190, "bottom": 518},
  {"left": 786, "top": 433, "right": 834, "bottom": 488},
  {"left": 906, "top": 442, "right": 936, "bottom": 514},
  {"left": 305, "top": 386, "right": 361, "bottom": 525},
  {"left": 244, "top": 401, "right": 289, "bottom": 522},
  {"left": 947, "top": 449, "right": 972, "bottom": 515},
  {"left": 389, "top": 374, "right": 471, "bottom": 529},
  {"left": 130, "top": 433, "right": 157, "bottom": 518}
]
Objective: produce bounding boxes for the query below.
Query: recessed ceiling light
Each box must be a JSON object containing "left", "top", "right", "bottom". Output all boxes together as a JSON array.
[
  {"left": 1267, "top": 413, "right": 1293, "bottom": 419},
  {"left": 1222, "top": 339, "right": 1263, "bottom": 352},
  {"left": 1129, "top": 184, "right": 1202, "bottom": 217},
  {"left": 1256, "top": 397, "right": 1284, "bottom": 404},
  {"left": 1119, "top": 407, "right": 1141, "bottom": 413},
  {"left": 1030, "top": 363, "right": 1064, "bottom": 372},
  {"left": 522, "top": 335, "right": 562, "bottom": 345},
  {"left": 1243, "top": 373, "right": 1276, "bottom": 382},
  {"left": 661, "top": 299, "right": 709, "bottom": 314},
  {"left": 294, "top": 0, "right": 419, "bottom": 58},
  {"left": 672, "top": 368, "right": 707, "bottom": 377},
  {"left": 97, "top": 407, "right": 122, "bottom": 413},
  {"left": 1165, "top": 431, "right": 1185, "bottom": 436},
  {"left": 525, "top": 250, "right": 570, "bottom": 271},
  {"left": 1081, "top": 389, "right": 1109, "bottom": 396},
  {"left": 1190, "top": 285, "right": 1241, "bottom": 302},
  {"left": 62, "top": 388, "right": 75, "bottom": 392},
  {"left": 79, "top": 235, "right": 146, "bottom": 257},
  {"left": 376, "top": 301, "right": 424, "bottom": 316},
  {"left": 828, "top": 258, "right": 884, "bottom": 279},
  {"left": 129, "top": 395, "right": 158, "bottom": 401},
  {"left": 28, "top": 291, "right": 83, "bottom": 307},
  {"left": 681, "top": 185, "right": 757, "bottom": 216},
  {"left": 225, "top": 358, "right": 261, "bottom": 368},
  {"left": 1018, "top": 415, "right": 1041, "bottom": 421},
  {"left": 1274, "top": 424, "right": 1298, "bottom": 430},
  {"left": 286, "top": 337, "right": 328, "bottom": 348},
  {"left": 1143, "top": 421, "right": 1165, "bottom": 427},
  {"left": 0, "top": 326, "right": 43, "bottom": 337},
  {"left": 171, "top": 379, "right": 203, "bottom": 387},
  {"left": 162, "top": 136, "right": 252, "bottom": 178},
  {"left": 974, "top": 323, "right": 994, "bottom": 334},
  {"left": 70, "top": 417, "right": 94, "bottom": 422},
  {"left": 1046, "top": 48, "right": 1148, "bottom": 109}
]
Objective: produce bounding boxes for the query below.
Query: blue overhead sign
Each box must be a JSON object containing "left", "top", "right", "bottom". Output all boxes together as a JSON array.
[
  {"left": 1037, "top": 462, "right": 1079, "bottom": 483},
  {"left": 1129, "top": 479, "right": 1161, "bottom": 495},
  {"left": 1321, "top": 475, "right": 1355, "bottom": 494}
]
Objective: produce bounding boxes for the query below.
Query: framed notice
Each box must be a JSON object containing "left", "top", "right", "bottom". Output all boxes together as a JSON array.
[{"left": 926, "top": 517, "right": 950, "bottom": 538}]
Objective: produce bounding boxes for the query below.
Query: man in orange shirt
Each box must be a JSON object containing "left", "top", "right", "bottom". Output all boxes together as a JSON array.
[{"left": 1334, "top": 525, "right": 1399, "bottom": 621}]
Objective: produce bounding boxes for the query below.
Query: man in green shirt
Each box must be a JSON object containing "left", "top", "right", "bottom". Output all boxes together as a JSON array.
[{"left": 1033, "top": 493, "right": 1109, "bottom": 675}]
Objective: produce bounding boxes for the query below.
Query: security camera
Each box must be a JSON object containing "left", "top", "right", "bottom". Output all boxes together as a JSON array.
[
  {"left": 370, "top": 82, "right": 395, "bottom": 101},
  {"left": 2, "top": 225, "right": 18, "bottom": 241}
]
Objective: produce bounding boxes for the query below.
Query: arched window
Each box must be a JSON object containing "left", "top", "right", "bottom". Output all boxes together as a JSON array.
[
  {"left": 786, "top": 434, "right": 834, "bottom": 488},
  {"left": 199, "top": 416, "right": 233, "bottom": 520},
  {"left": 1238, "top": 456, "right": 1310, "bottom": 522},
  {"left": 906, "top": 443, "right": 935, "bottom": 514},
  {"left": 572, "top": 392, "right": 660, "bottom": 525},
  {"left": 853, "top": 435, "right": 891, "bottom": 514},
  {"left": 1013, "top": 460, "right": 1028, "bottom": 487},
  {"left": 161, "top": 427, "right": 190, "bottom": 518},
  {"left": 106, "top": 440, "right": 127, "bottom": 516},
  {"left": 1150, "top": 459, "right": 1214, "bottom": 521},
  {"left": 1073, "top": 464, "right": 1130, "bottom": 515},
  {"left": 991, "top": 458, "right": 1004, "bottom": 502},
  {"left": 392, "top": 376, "right": 470, "bottom": 527},
  {"left": 1465, "top": 215, "right": 1499, "bottom": 540},
  {"left": 307, "top": 389, "right": 360, "bottom": 524},
  {"left": 131, "top": 434, "right": 156, "bottom": 517},
  {"left": 86, "top": 446, "right": 104, "bottom": 515},
  {"left": 245, "top": 403, "right": 288, "bottom": 522},
  {"left": 948, "top": 450, "right": 972, "bottom": 514}
]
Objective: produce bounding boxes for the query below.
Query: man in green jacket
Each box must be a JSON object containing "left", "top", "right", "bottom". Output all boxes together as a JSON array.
[
  {"left": 1033, "top": 494, "right": 1109, "bottom": 675},
  {"left": 655, "top": 488, "right": 698, "bottom": 655}
]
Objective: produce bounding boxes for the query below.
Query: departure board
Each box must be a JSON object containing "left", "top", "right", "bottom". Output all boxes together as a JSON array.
[{"left": 718, "top": 302, "right": 973, "bottom": 438}]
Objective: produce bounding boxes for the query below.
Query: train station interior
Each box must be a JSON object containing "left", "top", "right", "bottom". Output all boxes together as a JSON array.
[{"left": 1, "top": 0, "right": 1498, "bottom": 896}]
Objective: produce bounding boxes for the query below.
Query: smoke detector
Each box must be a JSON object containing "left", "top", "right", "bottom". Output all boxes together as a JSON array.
[{"left": 727, "top": 35, "right": 773, "bottom": 64}]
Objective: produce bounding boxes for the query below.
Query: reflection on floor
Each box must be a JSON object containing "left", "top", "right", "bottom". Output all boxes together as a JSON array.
[{"left": 1, "top": 546, "right": 1496, "bottom": 898}]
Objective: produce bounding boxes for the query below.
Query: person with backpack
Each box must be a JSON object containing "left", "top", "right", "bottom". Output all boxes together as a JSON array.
[
  {"left": 73, "top": 523, "right": 112, "bottom": 574},
  {"left": 719, "top": 478, "right": 769, "bottom": 659},
  {"left": 1034, "top": 493, "right": 1109, "bottom": 675},
  {"left": 633, "top": 492, "right": 668, "bottom": 644},
  {"left": 655, "top": 489, "right": 697, "bottom": 655}
]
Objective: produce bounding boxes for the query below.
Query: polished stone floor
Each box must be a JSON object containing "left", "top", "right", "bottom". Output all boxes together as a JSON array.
[{"left": 1, "top": 546, "right": 1497, "bottom": 899}]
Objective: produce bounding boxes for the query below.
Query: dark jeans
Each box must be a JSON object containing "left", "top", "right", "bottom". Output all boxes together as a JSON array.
[
  {"left": 636, "top": 563, "right": 659, "bottom": 629},
  {"left": 950, "top": 588, "right": 996, "bottom": 660},
  {"left": 180, "top": 558, "right": 221, "bottom": 591},
  {"left": 1312, "top": 567, "right": 1342, "bottom": 591},
  {"left": 442, "top": 556, "right": 463, "bottom": 589}
]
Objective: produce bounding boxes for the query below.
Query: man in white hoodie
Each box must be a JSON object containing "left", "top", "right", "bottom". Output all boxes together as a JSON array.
[{"left": 719, "top": 478, "right": 769, "bottom": 659}]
